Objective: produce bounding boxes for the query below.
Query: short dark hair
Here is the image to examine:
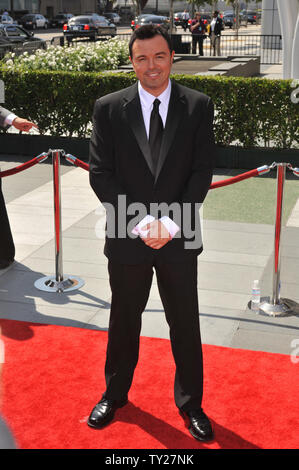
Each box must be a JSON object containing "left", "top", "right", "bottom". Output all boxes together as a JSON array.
[{"left": 129, "top": 24, "right": 173, "bottom": 59}]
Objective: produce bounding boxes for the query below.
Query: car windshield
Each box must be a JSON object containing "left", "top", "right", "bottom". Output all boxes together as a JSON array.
[
  {"left": 5, "top": 26, "right": 28, "bottom": 37},
  {"left": 69, "top": 17, "right": 91, "bottom": 24},
  {"left": 22, "top": 15, "right": 35, "bottom": 19},
  {"left": 144, "top": 17, "right": 164, "bottom": 23}
]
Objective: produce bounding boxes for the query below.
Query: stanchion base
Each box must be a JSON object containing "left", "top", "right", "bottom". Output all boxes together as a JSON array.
[
  {"left": 34, "top": 275, "right": 85, "bottom": 293},
  {"left": 249, "top": 296, "right": 294, "bottom": 317}
]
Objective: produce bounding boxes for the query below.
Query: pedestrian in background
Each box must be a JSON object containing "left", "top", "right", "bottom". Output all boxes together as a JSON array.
[
  {"left": 209, "top": 11, "right": 223, "bottom": 56},
  {"left": 190, "top": 12, "right": 207, "bottom": 56}
]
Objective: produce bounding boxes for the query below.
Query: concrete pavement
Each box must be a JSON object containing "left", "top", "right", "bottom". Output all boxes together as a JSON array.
[{"left": 0, "top": 154, "right": 298, "bottom": 359}]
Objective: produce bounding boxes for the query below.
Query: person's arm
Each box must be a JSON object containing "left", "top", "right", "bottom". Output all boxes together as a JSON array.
[
  {"left": 89, "top": 99, "right": 133, "bottom": 208},
  {"left": 190, "top": 20, "right": 199, "bottom": 32},
  {"left": 180, "top": 97, "right": 215, "bottom": 207},
  {"left": 0, "top": 106, "right": 38, "bottom": 131}
]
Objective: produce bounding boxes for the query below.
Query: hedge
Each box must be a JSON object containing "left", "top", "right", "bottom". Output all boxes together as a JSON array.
[{"left": 0, "top": 68, "right": 298, "bottom": 149}]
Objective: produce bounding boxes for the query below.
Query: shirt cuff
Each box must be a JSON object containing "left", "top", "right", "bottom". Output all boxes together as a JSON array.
[
  {"left": 159, "top": 216, "right": 180, "bottom": 238},
  {"left": 4, "top": 113, "right": 17, "bottom": 127},
  {"left": 131, "top": 214, "right": 155, "bottom": 237}
]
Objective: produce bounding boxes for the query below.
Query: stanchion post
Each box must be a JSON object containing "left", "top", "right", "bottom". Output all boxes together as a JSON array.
[
  {"left": 258, "top": 163, "right": 292, "bottom": 316},
  {"left": 53, "top": 150, "right": 64, "bottom": 284},
  {"left": 34, "top": 149, "right": 84, "bottom": 293}
]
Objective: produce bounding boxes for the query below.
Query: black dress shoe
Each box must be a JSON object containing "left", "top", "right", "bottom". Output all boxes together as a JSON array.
[
  {"left": 87, "top": 397, "right": 128, "bottom": 429},
  {"left": 0, "top": 259, "right": 14, "bottom": 270},
  {"left": 180, "top": 408, "right": 214, "bottom": 442}
]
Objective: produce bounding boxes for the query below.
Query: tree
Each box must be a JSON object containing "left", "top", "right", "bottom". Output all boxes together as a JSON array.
[{"left": 186, "top": 0, "right": 216, "bottom": 18}]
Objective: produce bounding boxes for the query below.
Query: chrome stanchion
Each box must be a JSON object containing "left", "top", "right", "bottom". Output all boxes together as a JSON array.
[
  {"left": 258, "top": 162, "right": 292, "bottom": 316},
  {"left": 35, "top": 149, "right": 84, "bottom": 293}
]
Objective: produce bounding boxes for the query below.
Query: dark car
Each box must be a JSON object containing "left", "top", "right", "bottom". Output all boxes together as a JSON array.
[
  {"left": 63, "top": 14, "right": 116, "bottom": 43},
  {"left": 50, "top": 13, "right": 73, "bottom": 28},
  {"left": 0, "top": 23, "right": 46, "bottom": 58},
  {"left": 104, "top": 12, "right": 121, "bottom": 24},
  {"left": 174, "top": 12, "right": 190, "bottom": 30},
  {"left": 223, "top": 12, "right": 234, "bottom": 28},
  {"left": 246, "top": 11, "right": 260, "bottom": 24},
  {"left": 18, "top": 13, "right": 49, "bottom": 30},
  {"left": 131, "top": 14, "right": 151, "bottom": 31},
  {"left": 135, "top": 15, "right": 170, "bottom": 31}
]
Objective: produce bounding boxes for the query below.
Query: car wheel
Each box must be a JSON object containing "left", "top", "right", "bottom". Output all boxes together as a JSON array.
[{"left": 32, "top": 23, "right": 36, "bottom": 30}]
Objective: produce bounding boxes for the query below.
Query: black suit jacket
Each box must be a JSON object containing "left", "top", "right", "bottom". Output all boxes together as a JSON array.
[
  {"left": 209, "top": 17, "right": 223, "bottom": 36},
  {"left": 89, "top": 80, "right": 215, "bottom": 264}
]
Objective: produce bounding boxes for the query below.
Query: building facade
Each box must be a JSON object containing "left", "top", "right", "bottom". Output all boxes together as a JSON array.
[{"left": 0, "top": 0, "right": 97, "bottom": 17}]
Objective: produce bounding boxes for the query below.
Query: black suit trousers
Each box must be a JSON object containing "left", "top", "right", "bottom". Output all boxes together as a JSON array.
[
  {"left": 104, "top": 255, "right": 203, "bottom": 411},
  {"left": 0, "top": 178, "right": 15, "bottom": 261}
]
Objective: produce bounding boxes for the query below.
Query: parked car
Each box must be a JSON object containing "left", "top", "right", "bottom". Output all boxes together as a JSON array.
[
  {"left": 0, "top": 15, "right": 14, "bottom": 25},
  {"left": 223, "top": 11, "right": 248, "bottom": 28},
  {"left": 104, "top": 12, "right": 121, "bottom": 24},
  {"left": 0, "top": 23, "right": 46, "bottom": 58},
  {"left": 50, "top": 13, "right": 73, "bottom": 28},
  {"left": 131, "top": 14, "right": 151, "bottom": 31},
  {"left": 18, "top": 13, "right": 49, "bottom": 30},
  {"left": 134, "top": 15, "right": 170, "bottom": 31},
  {"left": 63, "top": 14, "right": 116, "bottom": 43},
  {"left": 246, "top": 11, "right": 261, "bottom": 24},
  {"left": 174, "top": 12, "right": 190, "bottom": 30}
]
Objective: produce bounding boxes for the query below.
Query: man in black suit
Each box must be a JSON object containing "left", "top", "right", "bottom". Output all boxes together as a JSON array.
[
  {"left": 0, "top": 105, "right": 37, "bottom": 269},
  {"left": 209, "top": 10, "right": 224, "bottom": 56},
  {"left": 88, "top": 25, "right": 215, "bottom": 442}
]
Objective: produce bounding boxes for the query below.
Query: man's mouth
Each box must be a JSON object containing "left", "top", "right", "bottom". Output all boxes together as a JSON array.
[{"left": 147, "top": 72, "right": 160, "bottom": 78}]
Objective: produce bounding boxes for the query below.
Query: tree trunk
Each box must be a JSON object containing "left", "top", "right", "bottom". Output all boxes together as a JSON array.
[{"left": 169, "top": 0, "right": 174, "bottom": 34}]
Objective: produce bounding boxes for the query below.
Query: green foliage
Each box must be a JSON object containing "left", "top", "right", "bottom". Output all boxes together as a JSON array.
[{"left": 0, "top": 67, "right": 298, "bottom": 148}]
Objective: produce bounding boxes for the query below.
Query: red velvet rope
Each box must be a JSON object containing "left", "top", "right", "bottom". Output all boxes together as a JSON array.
[
  {"left": 0, "top": 156, "right": 44, "bottom": 178},
  {"left": 72, "top": 158, "right": 89, "bottom": 172},
  {"left": 210, "top": 168, "right": 259, "bottom": 189}
]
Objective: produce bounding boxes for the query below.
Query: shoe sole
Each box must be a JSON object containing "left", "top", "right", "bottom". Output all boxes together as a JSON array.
[{"left": 87, "top": 399, "right": 128, "bottom": 429}]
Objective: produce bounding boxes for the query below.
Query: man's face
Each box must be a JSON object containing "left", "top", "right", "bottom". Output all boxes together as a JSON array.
[{"left": 130, "top": 34, "right": 174, "bottom": 96}]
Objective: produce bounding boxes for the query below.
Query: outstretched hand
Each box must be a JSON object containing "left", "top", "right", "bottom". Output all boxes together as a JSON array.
[{"left": 12, "top": 117, "right": 38, "bottom": 133}]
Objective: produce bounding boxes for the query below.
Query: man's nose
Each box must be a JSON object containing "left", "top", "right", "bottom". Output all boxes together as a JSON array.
[{"left": 148, "top": 58, "right": 156, "bottom": 69}]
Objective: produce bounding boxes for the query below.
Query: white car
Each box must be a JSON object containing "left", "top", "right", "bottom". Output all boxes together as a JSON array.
[
  {"left": 0, "top": 15, "right": 14, "bottom": 25},
  {"left": 19, "top": 13, "right": 49, "bottom": 30}
]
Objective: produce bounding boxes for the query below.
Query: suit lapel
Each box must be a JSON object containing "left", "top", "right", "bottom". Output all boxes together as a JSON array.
[
  {"left": 123, "top": 81, "right": 186, "bottom": 183},
  {"left": 123, "top": 84, "right": 155, "bottom": 177},
  {"left": 155, "top": 82, "right": 186, "bottom": 183}
]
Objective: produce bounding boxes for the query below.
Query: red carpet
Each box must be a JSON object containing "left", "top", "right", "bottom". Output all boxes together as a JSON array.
[{"left": 0, "top": 319, "right": 298, "bottom": 449}]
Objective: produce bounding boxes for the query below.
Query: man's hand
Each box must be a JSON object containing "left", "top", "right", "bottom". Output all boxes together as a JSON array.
[
  {"left": 12, "top": 117, "right": 38, "bottom": 132},
  {"left": 140, "top": 219, "right": 172, "bottom": 250}
]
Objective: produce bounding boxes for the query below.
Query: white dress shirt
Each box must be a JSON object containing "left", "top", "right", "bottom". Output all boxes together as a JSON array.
[
  {"left": 4, "top": 113, "right": 17, "bottom": 127},
  {"left": 132, "top": 81, "right": 180, "bottom": 239},
  {"left": 210, "top": 18, "right": 217, "bottom": 32}
]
